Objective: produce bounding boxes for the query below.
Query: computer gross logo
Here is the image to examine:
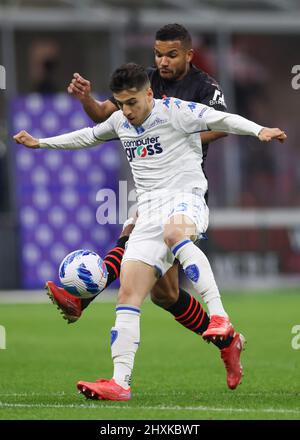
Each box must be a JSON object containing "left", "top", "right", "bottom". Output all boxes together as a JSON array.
[{"left": 124, "top": 136, "right": 163, "bottom": 162}]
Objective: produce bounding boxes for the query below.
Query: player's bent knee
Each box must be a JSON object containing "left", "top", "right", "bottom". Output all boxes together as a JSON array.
[
  {"left": 117, "top": 285, "right": 140, "bottom": 306},
  {"left": 163, "top": 224, "right": 185, "bottom": 248},
  {"left": 150, "top": 292, "right": 176, "bottom": 309},
  {"left": 150, "top": 285, "right": 179, "bottom": 309}
]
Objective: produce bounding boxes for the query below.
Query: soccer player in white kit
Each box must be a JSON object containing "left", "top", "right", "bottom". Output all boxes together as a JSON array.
[{"left": 14, "top": 63, "right": 286, "bottom": 401}]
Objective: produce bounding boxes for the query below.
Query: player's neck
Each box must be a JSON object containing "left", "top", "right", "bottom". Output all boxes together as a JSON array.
[
  {"left": 143, "top": 99, "right": 155, "bottom": 122},
  {"left": 177, "top": 63, "right": 192, "bottom": 81},
  {"left": 134, "top": 99, "right": 155, "bottom": 127}
]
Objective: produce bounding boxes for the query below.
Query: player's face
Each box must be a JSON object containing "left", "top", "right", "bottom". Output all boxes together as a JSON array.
[
  {"left": 154, "top": 40, "right": 193, "bottom": 81},
  {"left": 114, "top": 87, "right": 154, "bottom": 126}
]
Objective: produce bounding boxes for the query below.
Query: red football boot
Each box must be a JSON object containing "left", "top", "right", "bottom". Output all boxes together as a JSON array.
[
  {"left": 77, "top": 379, "right": 131, "bottom": 401},
  {"left": 202, "top": 315, "right": 234, "bottom": 340},
  {"left": 221, "top": 333, "right": 246, "bottom": 390},
  {"left": 45, "top": 281, "right": 82, "bottom": 324}
]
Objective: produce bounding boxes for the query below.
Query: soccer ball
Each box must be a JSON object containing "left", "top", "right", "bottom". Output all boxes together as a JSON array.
[{"left": 59, "top": 249, "right": 108, "bottom": 298}]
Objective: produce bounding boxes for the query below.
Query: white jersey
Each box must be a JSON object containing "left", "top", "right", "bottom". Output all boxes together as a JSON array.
[{"left": 40, "top": 97, "right": 263, "bottom": 199}]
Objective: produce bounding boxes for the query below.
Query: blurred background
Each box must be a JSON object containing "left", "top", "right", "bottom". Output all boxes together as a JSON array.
[{"left": 0, "top": 0, "right": 299, "bottom": 291}]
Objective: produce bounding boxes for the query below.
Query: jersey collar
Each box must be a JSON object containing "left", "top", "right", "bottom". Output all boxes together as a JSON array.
[{"left": 132, "top": 99, "right": 156, "bottom": 134}]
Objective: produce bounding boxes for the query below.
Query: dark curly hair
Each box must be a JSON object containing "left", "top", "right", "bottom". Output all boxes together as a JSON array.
[{"left": 155, "top": 24, "right": 192, "bottom": 48}]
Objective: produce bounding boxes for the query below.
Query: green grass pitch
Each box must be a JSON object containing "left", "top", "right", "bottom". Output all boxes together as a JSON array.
[{"left": 0, "top": 290, "right": 299, "bottom": 420}]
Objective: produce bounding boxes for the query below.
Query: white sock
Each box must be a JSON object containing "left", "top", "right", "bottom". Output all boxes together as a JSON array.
[
  {"left": 111, "top": 304, "right": 140, "bottom": 389},
  {"left": 172, "top": 239, "right": 227, "bottom": 317}
]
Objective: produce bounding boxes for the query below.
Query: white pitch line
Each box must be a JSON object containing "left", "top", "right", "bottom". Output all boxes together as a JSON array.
[
  {"left": 0, "top": 392, "right": 299, "bottom": 398},
  {"left": 0, "top": 392, "right": 66, "bottom": 397},
  {"left": 0, "top": 290, "right": 118, "bottom": 304},
  {"left": 0, "top": 402, "right": 299, "bottom": 415}
]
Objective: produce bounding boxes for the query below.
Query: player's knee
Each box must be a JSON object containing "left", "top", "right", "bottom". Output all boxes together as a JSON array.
[
  {"left": 163, "top": 224, "right": 185, "bottom": 248},
  {"left": 150, "top": 285, "right": 179, "bottom": 309},
  {"left": 151, "top": 292, "right": 177, "bottom": 309},
  {"left": 117, "top": 279, "right": 146, "bottom": 307},
  {"left": 117, "top": 285, "right": 137, "bottom": 305}
]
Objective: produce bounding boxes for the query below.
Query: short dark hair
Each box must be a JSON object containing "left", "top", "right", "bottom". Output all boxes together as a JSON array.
[
  {"left": 109, "top": 63, "right": 150, "bottom": 93},
  {"left": 155, "top": 24, "right": 192, "bottom": 48}
]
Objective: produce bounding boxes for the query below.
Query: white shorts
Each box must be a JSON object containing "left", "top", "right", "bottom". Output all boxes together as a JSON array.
[{"left": 122, "top": 190, "right": 209, "bottom": 276}]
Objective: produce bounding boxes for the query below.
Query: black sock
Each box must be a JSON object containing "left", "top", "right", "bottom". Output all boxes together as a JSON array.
[
  {"left": 81, "top": 236, "right": 129, "bottom": 310},
  {"left": 103, "top": 235, "right": 128, "bottom": 286},
  {"left": 167, "top": 289, "right": 233, "bottom": 349},
  {"left": 167, "top": 288, "right": 209, "bottom": 335}
]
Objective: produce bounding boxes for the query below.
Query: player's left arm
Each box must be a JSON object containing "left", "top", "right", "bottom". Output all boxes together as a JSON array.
[
  {"left": 173, "top": 100, "right": 286, "bottom": 142},
  {"left": 204, "top": 108, "right": 287, "bottom": 142},
  {"left": 257, "top": 127, "right": 287, "bottom": 142},
  {"left": 198, "top": 83, "right": 228, "bottom": 144}
]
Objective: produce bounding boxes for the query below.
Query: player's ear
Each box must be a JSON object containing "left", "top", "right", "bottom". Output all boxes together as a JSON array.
[
  {"left": 186, "top": 48, "right": 194, "bottom": 63},
  {"left": 146, "top": 87, "right": 153, "bottom": 99}
]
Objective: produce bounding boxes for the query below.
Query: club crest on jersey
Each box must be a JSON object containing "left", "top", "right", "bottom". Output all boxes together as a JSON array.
[{"left": 123, "top": 136, "right": 163, "bottom": 162}]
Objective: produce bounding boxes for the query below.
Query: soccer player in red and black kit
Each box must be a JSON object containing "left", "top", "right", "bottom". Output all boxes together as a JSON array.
[{"left": 46, "top": 24, "right": 244, "bottom": 390}]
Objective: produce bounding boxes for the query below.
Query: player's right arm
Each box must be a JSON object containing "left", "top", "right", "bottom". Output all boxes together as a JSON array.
[
  {"left": 68, "top": 73, "right": 118, "bottom": 122},
  {"left": 14, "top": 116, "right": 118, "bottom": 150},
  {"left": 13, "top": 131, "right": 40, "bottom": 148}
]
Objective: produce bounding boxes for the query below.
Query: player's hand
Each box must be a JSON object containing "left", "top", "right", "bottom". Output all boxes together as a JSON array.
[
  {"left": 13, "top": 130, "right": 40, "bottom": 148},
  {"left": 258, "top": 128, "right": 287, "bottom": 143},
  {"left": 67, "top": 72, "right": 92, "bottom": 102}
]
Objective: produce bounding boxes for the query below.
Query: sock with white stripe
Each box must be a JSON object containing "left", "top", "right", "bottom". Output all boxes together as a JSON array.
[
  {"left": 111, "top": 304, "right": 140, "bottom": 389},
  {"left": 171, "top": 239, "right": 227, "bottom": 317}
]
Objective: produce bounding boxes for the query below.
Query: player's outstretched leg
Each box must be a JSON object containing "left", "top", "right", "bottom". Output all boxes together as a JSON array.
[
  {"left": 45, "top": 235, "right": 129, "bottom": 323},
  {"left": 45, "top": 281, "right": 82, "bottom": 324}
]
